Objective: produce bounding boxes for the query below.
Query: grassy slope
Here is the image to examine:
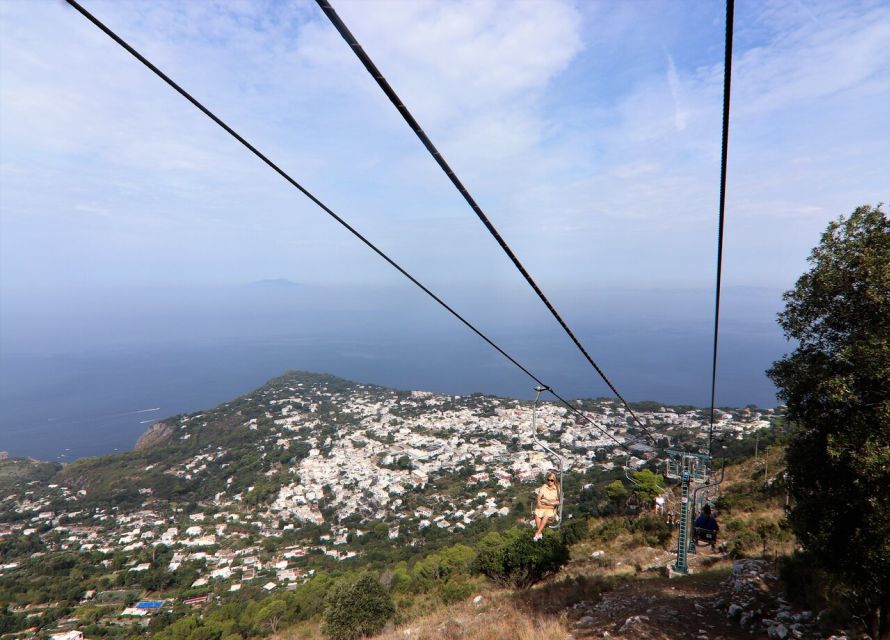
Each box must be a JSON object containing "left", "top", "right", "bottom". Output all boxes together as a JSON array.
[
  {"left": 0, "top": 458, "right": 62, "bottom": 495},
  {"left": 273, "top": 446, "right": 793, "bottom": 640}
]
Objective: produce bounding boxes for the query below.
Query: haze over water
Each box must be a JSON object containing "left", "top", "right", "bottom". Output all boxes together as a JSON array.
[
  {"left": 2, "top": 1, "right": 883, "bottom": 464},
  {"left": 0, "top": 283, "right": 787, "bottom": 462}
]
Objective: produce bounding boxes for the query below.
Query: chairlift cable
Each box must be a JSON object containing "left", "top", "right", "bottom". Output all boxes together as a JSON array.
[
  {"left": 63, "top": 0, "right": 634, "bottom": 455},
  {"left": 707, "top": 0, "right": 735, "bottom": 462},
  {"left": 315, "top": 0, "right": 658, "bottom": 447}
]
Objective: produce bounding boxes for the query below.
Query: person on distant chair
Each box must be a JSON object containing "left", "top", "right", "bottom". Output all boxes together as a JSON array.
[
  {"left": 532, "top": 471, "right": 560, "bottom": 541},
  {"left": 694, "top": 504, "right": 719, "bottom": 531},
  {"left": 655, "top": 494, "right": 665, "bottom": 516},
  {"left": 694, "top": 504, "right": 719, "bottom": 549}
]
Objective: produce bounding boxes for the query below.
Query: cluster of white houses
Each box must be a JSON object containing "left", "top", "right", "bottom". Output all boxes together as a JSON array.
[{"left": 1, "top": 380, "right": 777, "bottom": 638}]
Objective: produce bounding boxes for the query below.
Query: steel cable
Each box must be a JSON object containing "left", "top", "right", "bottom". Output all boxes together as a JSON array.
[
  {"left": 315, "top": 0, "right": 658, "bottom": 446},
  {"left": 64, "top": 0, "right": 634, "bottom": 454}
]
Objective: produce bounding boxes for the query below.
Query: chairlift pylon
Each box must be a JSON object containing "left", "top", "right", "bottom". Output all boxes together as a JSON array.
[{"left": 664, "top": 449, "right": 726, "bottom": 571}]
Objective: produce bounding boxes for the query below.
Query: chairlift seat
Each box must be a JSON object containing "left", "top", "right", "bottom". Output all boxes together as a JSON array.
[
  {"left": 530, "top": 488, "right": 561, "bottom": 528},
  {"left": 694, "top": 527, "right": 718, "bottom": 546}
]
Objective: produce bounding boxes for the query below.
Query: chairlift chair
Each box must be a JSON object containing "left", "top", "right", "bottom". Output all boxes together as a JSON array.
[
  {"left": 687, "top": 461, "right": 725, "bottom": 555},
  {"left": 531, "top": 386, "right": 563, "bottom": 529}
]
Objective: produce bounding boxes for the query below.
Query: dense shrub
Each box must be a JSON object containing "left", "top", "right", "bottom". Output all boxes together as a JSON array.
[
  {"left": 440, "top": 577, "right": 476, "bottom": 604},
  {"left": 630, "top": 514, "right": 672, "bottom": 548},
  {"left": 780, "top": 551, "right": 831, "bottom": 611},
  {"left": 323, "top": 574, "right": 395, "bottom": 640},
  {"left": 474, "top": 527, "right": 569, "bottom": 589},
  {"left": 780, "top": 551, "right": 855, "bottom": 635},
  {"left": 726, "top": 529, "right": 760, "bottom": 558},
  {"left": 411, "top": 544, "right": 476, "bottom": 583},
  {"left": 559, "top": 518, "right": 588, "bottom": 545},
  {"left": 588, "top": 517, "right": 628, "bottom": 545},
  {"left": 718, "top": 515, "right": 792, "bottom": 558}
]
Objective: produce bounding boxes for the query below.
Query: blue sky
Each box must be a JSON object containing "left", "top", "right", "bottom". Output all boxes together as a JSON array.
[
  {"left": 1, "top": 0, "right": 889, "bottom": 396},
  {"left": 0, "top": 0, "right": 888, "bottom": 423},
  {"left": 1, "top": 0, "right": 887, "bottom": 297}
]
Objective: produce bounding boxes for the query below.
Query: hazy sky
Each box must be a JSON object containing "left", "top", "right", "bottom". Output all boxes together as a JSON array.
[
  {"left": 2, "top": 0, "right": 887, "bottom": 298},
  {"left": 2, "top": 0, "right": 889, "bottom": 435}
]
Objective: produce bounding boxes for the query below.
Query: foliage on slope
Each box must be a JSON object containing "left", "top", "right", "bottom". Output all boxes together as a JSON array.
[{"left": 768, "top": 204, "right": 890, "bottom": 639}]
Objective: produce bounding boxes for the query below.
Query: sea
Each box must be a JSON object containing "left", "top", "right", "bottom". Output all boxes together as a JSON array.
[{"left": 0, "top": 284, "right": 789, "bottom": 462}]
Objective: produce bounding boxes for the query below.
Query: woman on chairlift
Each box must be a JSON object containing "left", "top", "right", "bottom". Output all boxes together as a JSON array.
[{"left": 532, "top": 471, "right": 561, "bottom": 541}]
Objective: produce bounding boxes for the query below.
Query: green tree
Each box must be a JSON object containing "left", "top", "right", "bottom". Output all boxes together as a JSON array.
[
  {"left": 323, "top": 574, "right": 395, "bottom": 640},
  {"left": 631, "top": 469, "right": 664, "bottom": 503},
  {"left": 474, "top": 527, "right": 569, "bottom": 589},
  {"left": 605, "top": 479, "right": 628, "bottom": 512},
  {"left": 188, "top": 627, "right": 222, "bottom": 640},
  {"left": 767, "top": 204, "right": 889, "bottom": 639},
  {"left": 257, "top": 599, "right": 286, "bottom": 634}
]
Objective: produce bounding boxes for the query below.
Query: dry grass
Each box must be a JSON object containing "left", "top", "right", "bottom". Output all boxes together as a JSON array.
[
  {"left": 373, "top": 568, "right": 613, "bottom": 639},
  {"left": 720, "top": 445, "right": 787, "bottom": 491},
  {"left": 513, "top": 572, "right": 612, "bottom": 616},
  {"left": 374, "top": 596, "right": 569, "bottom": 640},
  {"left": 270, "top": 620, "right": 325, "bottom": 640}
]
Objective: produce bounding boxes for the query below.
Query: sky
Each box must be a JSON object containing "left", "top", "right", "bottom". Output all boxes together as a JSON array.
[{"left": 0, "top": 0, "right": 888, "bottom": 409}]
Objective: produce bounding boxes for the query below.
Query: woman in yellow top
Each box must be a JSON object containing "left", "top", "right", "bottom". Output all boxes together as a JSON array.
[{"left": 533, "top": 471, "right": 560, "bottom": 541}]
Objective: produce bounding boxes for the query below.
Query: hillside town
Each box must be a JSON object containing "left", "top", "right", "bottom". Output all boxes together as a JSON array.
[{"left": 0, "top": 374, "right": 778, "bottom": 638}]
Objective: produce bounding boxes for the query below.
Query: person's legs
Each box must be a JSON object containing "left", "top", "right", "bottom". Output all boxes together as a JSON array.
[{"left": 533, "top": 515, "right": 549, "bottom": 539}]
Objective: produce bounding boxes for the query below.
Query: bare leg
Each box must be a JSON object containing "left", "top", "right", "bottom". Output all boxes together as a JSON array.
[{"left": 534, "top": 515, "right": 550, "bottom": 538}]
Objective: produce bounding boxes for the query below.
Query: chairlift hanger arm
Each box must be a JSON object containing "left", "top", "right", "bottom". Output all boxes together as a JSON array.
[{"left": 532, "top": 388, "right": 563, "bottom": 528}]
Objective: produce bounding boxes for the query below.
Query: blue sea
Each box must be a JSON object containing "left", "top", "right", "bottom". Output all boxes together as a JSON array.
[{"left": 0, "top": 284, "right": 789, "bottom": 461}]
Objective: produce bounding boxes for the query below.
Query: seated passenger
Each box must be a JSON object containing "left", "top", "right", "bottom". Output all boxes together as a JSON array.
[
  {"left": 532, "top": 472, "right": 560, "bottom": 541},
  {"left": 694, "top": 504, "right": 719, "bottom": 545}
]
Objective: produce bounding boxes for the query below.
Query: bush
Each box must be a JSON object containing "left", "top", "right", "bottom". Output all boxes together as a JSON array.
[
  {"left": 323, "top": 574, "right": 395, "bottom": 640},
  {"left": 440, "top": 577, "right": 475, "bottom": 604},
  {"left": 560, "top": 518, "right": 588, "bottom": 546},
  {"left": 780, "top": 551, "right": 855, "bottom": 635},
  {"left": 630, "top": 514, "right": 672, "bottom": 548},
  {"left": 589, "top": 517, "right": 628, "bottom": 545},
  {"left": 474, "top": 527, "right": 569, "bottom": 589},
  {"left": 726, "top": 529, "right": 760, "bottom": 558},
  {"left": 780, "top": 551, "right": 830, "bottom": 611}
]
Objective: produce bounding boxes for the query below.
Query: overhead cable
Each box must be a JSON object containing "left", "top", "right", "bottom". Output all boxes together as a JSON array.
[
  {"left": 315, "top": 0, "right": 658, "bottom": 447},
  {"left": 707, "top": 0, "right": 735, "bottom": 461},
  {"left": 63, "top": 0, "right": 634, "bottom": 454}
]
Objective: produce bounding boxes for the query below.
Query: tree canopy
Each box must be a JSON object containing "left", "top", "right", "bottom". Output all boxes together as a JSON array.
[
  {"left": 631, "top": 469, "right": 664, "bottom": 503},
  {"left": 767, "top": 204, "right": 889, "bottom": 639},
  {"left": 323, "top": 574, "right": 395, "bottom": 640}
]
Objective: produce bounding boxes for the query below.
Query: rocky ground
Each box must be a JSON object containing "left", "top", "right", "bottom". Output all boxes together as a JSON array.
[{"left": 568, "top": 558, "right": 823, "bottom": 640}]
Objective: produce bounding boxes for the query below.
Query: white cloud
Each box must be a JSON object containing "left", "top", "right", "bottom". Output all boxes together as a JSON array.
[
  {"left": 733, "top": 1, "right": 890, "bottom": 117},
  {"left": 666, "top": 54, "right": 688, "bottom": 132},
  {"left": 0, "top": 0, "right": 886, "bottom": 295}
]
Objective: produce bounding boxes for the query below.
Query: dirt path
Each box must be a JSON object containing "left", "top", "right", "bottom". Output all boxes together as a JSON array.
[{"left": 566, "top": 556, "right": 821, "bottom": 640}]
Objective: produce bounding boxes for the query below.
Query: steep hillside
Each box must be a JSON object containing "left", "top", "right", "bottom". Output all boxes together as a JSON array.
[
  {"left": 0, "top": 457, "right": 61, "bottom": 495},
  {"left": 272, "top": 449, "right": 821, "bottom": 640},
  {"left": 0, "top": 370, "right": 790, "bottom": 639}
]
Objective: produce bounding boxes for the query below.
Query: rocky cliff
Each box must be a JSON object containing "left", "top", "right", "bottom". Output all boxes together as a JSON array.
[{"left": 134, "top": 421, "right": 175, "bottom": 450}]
